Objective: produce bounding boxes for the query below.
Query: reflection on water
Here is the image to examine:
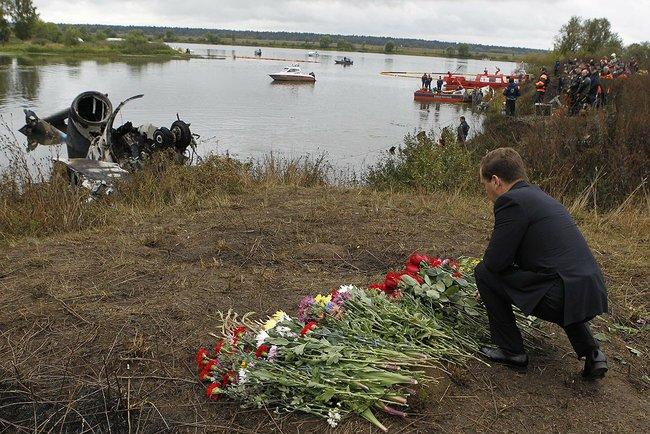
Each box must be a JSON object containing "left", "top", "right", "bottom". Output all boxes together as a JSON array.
[{"left": 0, "top": 46, "right": 518, "bottom": 170}]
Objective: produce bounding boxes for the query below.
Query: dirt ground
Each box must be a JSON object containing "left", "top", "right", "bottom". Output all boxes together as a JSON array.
[{"left": 1, "top": 186, "right": 648, "bottom": 433}]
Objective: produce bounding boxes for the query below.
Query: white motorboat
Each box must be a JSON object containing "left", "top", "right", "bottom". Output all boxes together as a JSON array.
[
  {"left": 307, "top": 51, "right": 320, "bottom": 57},
  {"left": 269, "top": 66, "right": 316, "bottom": 82}
]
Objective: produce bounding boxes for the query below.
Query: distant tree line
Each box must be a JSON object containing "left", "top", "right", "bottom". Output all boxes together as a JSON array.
[{"left": 70, "top": 24, "right": 544, "bottom": 56}]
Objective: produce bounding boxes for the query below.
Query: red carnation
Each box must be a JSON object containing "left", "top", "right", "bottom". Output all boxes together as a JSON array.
[
  {"left": 205, "top": 382, "right": 221, "bottom": 401},
  {"left": 199, "top": 359, "right": 217, "bottom": 381},
  {"left": 214, "top": 339, "right": 225, "bottom": 355},
  {"left": 300, "top": 321, "right": 317, "bottom": 337},
  {"left": 222, "top": 370, "right": 237, "bottom": 386},
  {"left": 255, "top": 344, "right": 270, "bottom": 358},
  {"left": 428, "top": 257, "right": 443, "bottom": 268},
  {"left": 195, "top": 347, "right": 209, "bottom": 367},
  {"left": 405, "top": 263, "right": 420, "bottom": 275},
  {"left": 370, "top": 283, "right": 386, "bottom": 291},
  {"left": 408, "top": 253, "right": 429, "bottom": 267},
  {"left": 448, "top": 259, "right": 460, "bottom": 270},
  {"left": 384, "top": 272, "right": 402, "bottom": 292},
  {"left": 231, "top": 326, "right": 247, "bottom": 347},
  {"left": 453, "top": 271, "right": 462, "bottom": 279},
  {"left": 233, "top": 326, "right": 247, "bottom": 337}
]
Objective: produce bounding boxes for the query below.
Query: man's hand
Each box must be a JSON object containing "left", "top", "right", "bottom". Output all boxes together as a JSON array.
[{"left": 474, "top": 290, "right": 481, "bottom": 301}]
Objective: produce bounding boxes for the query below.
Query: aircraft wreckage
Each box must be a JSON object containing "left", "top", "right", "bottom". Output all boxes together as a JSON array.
[{"left": 20, "top": 91, "right": 199, "bottom": 196}]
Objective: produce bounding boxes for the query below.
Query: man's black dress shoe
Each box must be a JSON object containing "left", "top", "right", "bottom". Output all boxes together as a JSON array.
[
  {"left": 582, "top": 349, "right": 608, "bottom": 380},
  {"left": 480, "top": 346, "right": 529, "bottom": 368}
]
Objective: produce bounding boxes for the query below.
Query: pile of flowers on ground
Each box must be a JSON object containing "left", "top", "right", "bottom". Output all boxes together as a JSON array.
[{"left": 194, "top": 253, "right": 536, "bottom": 431}]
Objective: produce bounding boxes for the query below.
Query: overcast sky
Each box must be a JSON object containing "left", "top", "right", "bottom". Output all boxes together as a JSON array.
[{"left": 34, "top": 0, "right": 649, "bottom": 50}]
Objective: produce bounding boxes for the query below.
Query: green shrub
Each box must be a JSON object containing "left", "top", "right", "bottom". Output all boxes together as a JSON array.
[
  {"left": 62, "top": 28, "right": 81, "bottom": 46},
  {"left": 366, "top": 128, "right": 477, "bottom": 193}
]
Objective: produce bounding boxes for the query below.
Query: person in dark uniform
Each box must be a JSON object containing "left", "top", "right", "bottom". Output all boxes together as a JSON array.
[
  {"left": 503, "top": 77, "right": 520, "bottom": 116},
  {"left": 436, "top": 76, "right": 444, "bottom": 92},
  {"left": 588, "top": 67, "right": 601, "bottom": 107},
  {"left": 568, "top": 67, "right": 582, "bottom": 116},
  {"left": 474, "top": 148, "right": 608, "bottom": 379},
  {"left": 457, "top": 116, "right": 470, "bottom": 143}
]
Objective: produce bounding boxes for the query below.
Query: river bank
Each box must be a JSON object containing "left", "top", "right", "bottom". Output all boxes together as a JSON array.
[{"left": 0, "top": 41, "right": 190, "bottom": 59}]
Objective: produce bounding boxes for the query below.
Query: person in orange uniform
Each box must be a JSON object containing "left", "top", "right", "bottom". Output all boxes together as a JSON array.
[
  {"left": 534, "top": 67, "right": 549, "bottom": 104},
  {"left": 598, "top": 66, "right": 613, "bottom": 106}
]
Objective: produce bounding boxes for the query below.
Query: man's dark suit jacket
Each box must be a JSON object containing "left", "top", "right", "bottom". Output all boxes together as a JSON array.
[{"left": 481, "top": 180, "right": 608, "bottom": 325}]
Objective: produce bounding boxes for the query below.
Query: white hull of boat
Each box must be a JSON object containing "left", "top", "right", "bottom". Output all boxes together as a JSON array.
[{"left": 269, "top": 74, "right": 316, "bottom": 82}]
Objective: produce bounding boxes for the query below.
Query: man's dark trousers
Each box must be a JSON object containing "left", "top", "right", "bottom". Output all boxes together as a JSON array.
[
  {"left": 475, "top": 262, "right": 598, "bottom": 357},
  {"left": 505, "top": 99, "right": 516, "bottom": 116}
]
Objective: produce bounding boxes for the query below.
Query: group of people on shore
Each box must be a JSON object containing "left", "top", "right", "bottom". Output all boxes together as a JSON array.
[
  {"left": 560, "top": 54, "right": 638, "bottom": 115},
  {"left": 504, "top": 53, "right": 641, "bottom": 117}
]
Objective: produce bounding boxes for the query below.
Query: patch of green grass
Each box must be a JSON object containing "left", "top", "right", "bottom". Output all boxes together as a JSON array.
[{"left": 0, "top": 41, "right": 188, "bottom": 59}]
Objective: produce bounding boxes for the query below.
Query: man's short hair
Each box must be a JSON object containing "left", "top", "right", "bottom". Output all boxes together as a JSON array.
[{"left": 480, "top": 148, "right": 528, "bottom": 183}]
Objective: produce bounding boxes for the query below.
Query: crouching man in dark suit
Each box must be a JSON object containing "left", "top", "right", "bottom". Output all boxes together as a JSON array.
[{"left": 475, "top": 148, "right": 608, "bottom": 379}]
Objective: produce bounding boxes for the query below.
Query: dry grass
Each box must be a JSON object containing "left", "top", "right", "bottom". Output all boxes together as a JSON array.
[
  {"left": 474, "top": 75, "right": 650, "bottom": 209},
  {"left": 0, "top": 140, "right": 332, "bottom": 244}
]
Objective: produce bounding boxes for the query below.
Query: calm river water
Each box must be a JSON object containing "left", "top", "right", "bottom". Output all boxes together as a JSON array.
[{"left": 0, "top": 44, "right": 518, "bottom": 170}]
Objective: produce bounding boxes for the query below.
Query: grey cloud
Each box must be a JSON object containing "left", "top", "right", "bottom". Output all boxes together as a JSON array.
[{"left": 34, "top": 0, "right": 649, "bottom": 49}]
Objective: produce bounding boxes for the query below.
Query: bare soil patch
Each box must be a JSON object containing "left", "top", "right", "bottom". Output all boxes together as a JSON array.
[{"left": 1, "top": 186, "right": 648, "bottom": 433}]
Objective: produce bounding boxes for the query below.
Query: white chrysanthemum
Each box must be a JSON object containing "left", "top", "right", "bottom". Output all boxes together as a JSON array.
[
  {"left": 275, "top": 326, "right": 296, "bottom": 338},
  {"left": 327, "top": 409, "right": 341, "bottom": 428},
  {"left": 238, "top": 368, "right": 248, "bottom": 384},
  {"left": 256, "top": 330, "right": 269, "bottom": 347},
  {"left": 338, "top": 284, "right": 355, "bottom": 293}
]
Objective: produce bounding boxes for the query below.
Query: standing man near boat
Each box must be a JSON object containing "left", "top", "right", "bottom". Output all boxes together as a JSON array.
[
  {"left": 457, "top": 117, "right": 470, "bottom": 143},
  {"left": 503, "top": 77, "right": 521, "bottom": 116},
  {"left": 474, "top": 148, "right": 608, "bottom": 379},
  {"left": 421, "top": 73, "right": 427, "bottom": 90},
  {"left": 437, "top": 76, "right": 444, "bottom": 93}
]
